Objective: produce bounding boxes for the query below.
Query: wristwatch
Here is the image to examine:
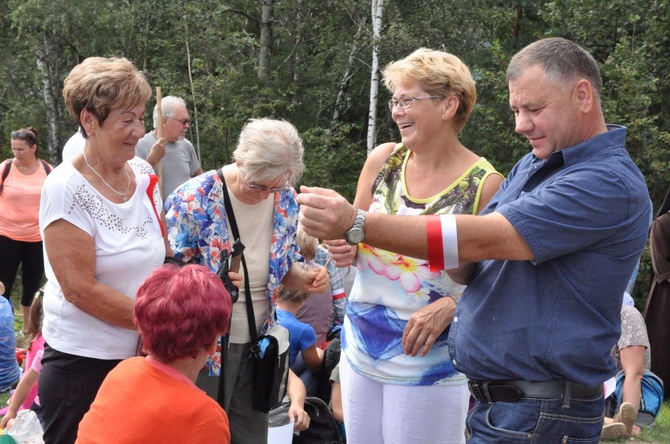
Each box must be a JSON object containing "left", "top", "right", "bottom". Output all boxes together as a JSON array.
[{"left": 345, "top": 209, "right": 366, "bottom": 245}]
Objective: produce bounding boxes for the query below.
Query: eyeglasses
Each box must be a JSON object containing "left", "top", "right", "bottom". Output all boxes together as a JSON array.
[
  {"left": 167, "top": 116, "right": 191, "bottom": 126},
  {"left": 246, "top": 179, "right": 290, "bottom": 192},
  {"left": 388, "top": 96, "right": 441, "bottom": 111},
  {"left": 11, "top": 130, "right": 36, "bottom": 143}
]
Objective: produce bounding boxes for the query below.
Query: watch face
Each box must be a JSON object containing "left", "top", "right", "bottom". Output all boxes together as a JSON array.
[{"left": 347, "top": 227, "right": 364, "bottom": 244}]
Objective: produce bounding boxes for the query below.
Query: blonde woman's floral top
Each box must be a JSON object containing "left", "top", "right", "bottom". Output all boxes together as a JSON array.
[
  {"left": 164, "top": 170, "right": 302, "bottom": 375},
  {"left": 342, "top": 144, "right": 502, "bottom": 386}
]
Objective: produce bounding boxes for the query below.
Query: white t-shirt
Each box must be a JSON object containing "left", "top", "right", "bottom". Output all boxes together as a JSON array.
[
  {"left": 61, "top": 130, "right": 85, "bottom": 162},
  {"left": 39, "top": 158, "right": 165, "bottom": 359}
]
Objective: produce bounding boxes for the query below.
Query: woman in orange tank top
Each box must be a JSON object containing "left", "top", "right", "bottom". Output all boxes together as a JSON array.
[{"left": 0, "top": 127, "right": 52, "bottom": 332}]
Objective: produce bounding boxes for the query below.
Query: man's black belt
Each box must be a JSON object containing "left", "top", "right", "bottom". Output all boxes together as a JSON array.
[{"left": 468, "top": 379, "right": 603, "bottom": 403}]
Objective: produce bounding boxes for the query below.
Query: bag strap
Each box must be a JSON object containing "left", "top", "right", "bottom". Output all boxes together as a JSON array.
[
  {"left": 656, "top": 185, "right": 670, "bottom": 219},
  {"left": 217, "top": 169, "right": 256, "bottom": 340},
  {"left": 0, "top": 160, "right": 12, "bottom": 194},
  {"left": 40, "top": 159, "right": 53, "bottom": 175},
  {"left": 0, "top": 159, "right": 51, "bottom": 195},
  {"left": 217, "top": 168, "right": 257, "bottom": 409}
]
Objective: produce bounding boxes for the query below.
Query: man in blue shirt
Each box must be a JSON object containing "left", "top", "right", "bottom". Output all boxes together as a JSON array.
[{"left": 297, "top": 37, "right": 651, "bottom": 442}]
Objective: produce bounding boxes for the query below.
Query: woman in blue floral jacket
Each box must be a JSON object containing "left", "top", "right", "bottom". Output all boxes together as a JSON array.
[{"left": 165, "top": 118, "right": 328, "bottom": 444}]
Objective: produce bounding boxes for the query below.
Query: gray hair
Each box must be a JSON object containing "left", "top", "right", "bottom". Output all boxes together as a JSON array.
[
  {"left": 506, "top": 37, "right": 602, "bottom": 99},
  {"left": 153, "top": 96, "right": 187, "bottom": 128},
  {"left": 233, "top": 118, "right": 304, "bottom": 185}
]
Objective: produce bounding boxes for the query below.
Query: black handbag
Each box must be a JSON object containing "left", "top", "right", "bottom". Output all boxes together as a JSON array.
[
  {"left": 217, "top": 239, "right": 244, "bottom": 303},
  {"left": 219, "top": 169, "right": 290, "bottom": 413}
]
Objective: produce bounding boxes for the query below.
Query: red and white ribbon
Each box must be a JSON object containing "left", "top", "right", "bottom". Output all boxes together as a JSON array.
[{"left": 427, "top": 215, "right": 459, "bottom": 271}]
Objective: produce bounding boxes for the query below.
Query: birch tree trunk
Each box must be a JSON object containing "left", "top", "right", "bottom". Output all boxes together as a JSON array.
[
  {"left": 366, "top": 0, "right": 384, "bottom": 155},
  {"left": 184, "top": 21, "right": 201, "bottom": 163},
  {"left": 35, "top": 34, "right": 60, "bottom": 163},
  {"left": 331, "top": 16, "right": 366, "bottom": 126},
  {"left": 258, "top": 0, "right": 274, "bottom": 83}
]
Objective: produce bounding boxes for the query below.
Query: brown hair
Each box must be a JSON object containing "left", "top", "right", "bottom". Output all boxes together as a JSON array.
[
  {"left": 506, "top": 37, "right": 602, "bottom": 99},
  {"left": 63, "top": 57, "right": 151, "bottom": 137},
  {"left": 25, "top": 289, "right": 44, "bottom": 350},
  {"left": 11, "top": 127, "right": 39, "bottom": 156}
]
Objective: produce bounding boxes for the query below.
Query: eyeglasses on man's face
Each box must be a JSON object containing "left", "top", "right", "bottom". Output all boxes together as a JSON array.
[
  {"left": 387, "top": 96, "right": 441, "bottom": 111},
  {"left": 167, "top": 116, "right": 191, "bottom": 126},
  {"left": 245, "top": 178, "right": 290, "bottom": 192}
]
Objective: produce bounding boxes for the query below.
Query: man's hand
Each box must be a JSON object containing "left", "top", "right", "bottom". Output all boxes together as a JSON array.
[
  {"left": 146, "top": 137, "right": 167, "bottom": 167},
  {"left": 297, "top": 186, "right": 357, "bottom": 240}
]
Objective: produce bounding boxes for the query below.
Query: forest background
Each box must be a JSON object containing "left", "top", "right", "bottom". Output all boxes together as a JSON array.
[{"left": 1, "top": 0, "right": 669, "bottom": 308}]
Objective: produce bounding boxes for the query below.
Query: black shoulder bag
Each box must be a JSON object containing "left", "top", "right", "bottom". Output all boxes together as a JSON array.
[{"left": 218, "top": 169, "right": 290, "bottom": 413}]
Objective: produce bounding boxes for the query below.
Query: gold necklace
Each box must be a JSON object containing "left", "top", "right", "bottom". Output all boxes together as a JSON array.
[
  {"left": 82, "top": 150, "right": 131, "bottom": 202},
  {"left": 15, "top": 160, "right": 33, "bottom": 171}
]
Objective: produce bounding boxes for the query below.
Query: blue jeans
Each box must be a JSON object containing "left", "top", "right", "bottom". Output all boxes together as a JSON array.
[{"left": 466, "top": 393, "right": 604, "bottom": 443}]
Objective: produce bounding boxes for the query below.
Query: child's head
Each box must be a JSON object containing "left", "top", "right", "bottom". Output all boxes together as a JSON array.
[
  {"left": 297, "top": 225, "right": 318, "bottom": 263},
  {"left": 0, "top": 281, "right": 4, "bottom": 296},
  {"left": 277, "top": 285, "right": 311, "bottom": 305},
  {"left": 26, "top": 288, "right": 44, "bottom": 349}
]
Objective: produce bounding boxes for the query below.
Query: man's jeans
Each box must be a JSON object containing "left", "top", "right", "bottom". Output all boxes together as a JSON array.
[{"left": 466, "top": 392, "right": 604, "bottom": 443}]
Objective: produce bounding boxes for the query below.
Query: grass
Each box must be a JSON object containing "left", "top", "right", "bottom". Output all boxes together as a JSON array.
[{"left": 635, "top": 401, "right": 670, "bottom": 443}]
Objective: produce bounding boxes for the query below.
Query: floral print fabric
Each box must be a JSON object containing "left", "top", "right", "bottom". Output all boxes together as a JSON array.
[
  {"left": 343, "top": 144, "right": 502, "bottom": 386},
  {"left": 612, "top": 304, "right": 651, "bottom": 371},
  {"left": 164, "top": 170, "right": 302, "bottom": 375}
]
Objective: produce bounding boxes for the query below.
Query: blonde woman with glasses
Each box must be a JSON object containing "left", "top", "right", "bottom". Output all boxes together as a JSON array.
[{"left": 321, "top": 49, "right": 503, "bottom": 444}]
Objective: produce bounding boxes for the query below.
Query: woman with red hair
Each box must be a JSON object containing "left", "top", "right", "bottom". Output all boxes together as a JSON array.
[{"left": 77, "top": 264, "right": 233, "bottom": 443}]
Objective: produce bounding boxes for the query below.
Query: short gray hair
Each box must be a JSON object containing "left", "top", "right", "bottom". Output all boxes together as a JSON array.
[
  {"left": 153, "top": 96, "right": 187, "bottom": 128},
  {"left": 233, "top": 118, "right": 304, "bottom": 185},
  {"left": 506, "top": 37, "right": 602, "bottom": 99}
]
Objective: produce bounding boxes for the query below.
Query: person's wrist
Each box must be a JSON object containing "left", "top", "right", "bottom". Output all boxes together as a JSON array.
[
  {"left": 346, "top": 206, "right": 357, "bottom": 230},
  {"left": 344, "top": 208, "right": 366, "bottom": 245},
  {"left": 443, "top": 294, "right": 459, "bottom": 306}
]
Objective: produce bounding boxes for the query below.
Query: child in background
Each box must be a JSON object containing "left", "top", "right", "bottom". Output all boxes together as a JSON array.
[
  {"left": 329, "top": 363, "right": 346, "bottom": 439},
  {"left": 0, "top": 348, "right": 44, "bottom": 430},
  {"left": 0, "top": 281, "right": 21, "bottom": 394},
  {"left": 276, "top": 285, "right": 324, "bottom": 387},
  {"left": 295, "top": 227, "right": 346, "bottom": 348},
  {"left": 0, "top": 290, "right": 45, "bottom": 429},
  {"left": 19, "top": 291, "right": 45, "bottom": 410}
]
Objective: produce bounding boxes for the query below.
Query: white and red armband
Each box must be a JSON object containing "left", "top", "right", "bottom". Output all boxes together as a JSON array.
[{"left": 426, "top": 215, "right": 459, "bottom": 272}]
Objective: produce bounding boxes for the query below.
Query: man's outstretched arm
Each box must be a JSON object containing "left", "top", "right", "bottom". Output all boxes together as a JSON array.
[{"left": 297, "top": 186, "right": 533, "bottom": 280}]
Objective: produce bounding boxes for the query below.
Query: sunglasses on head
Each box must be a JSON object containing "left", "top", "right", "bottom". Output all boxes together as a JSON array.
[{"left": 11, "top": 130, "right": 36, "bottom": 144}]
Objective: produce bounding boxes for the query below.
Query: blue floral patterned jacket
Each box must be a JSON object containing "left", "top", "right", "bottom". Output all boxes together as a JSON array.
[{"left": 164, "top": 170, "right": 303, "bottom": 323}]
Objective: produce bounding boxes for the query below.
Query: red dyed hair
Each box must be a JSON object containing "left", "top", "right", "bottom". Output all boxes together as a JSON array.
[{"left": 134, "top": 264, "right": 232, "bottom": 362}]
